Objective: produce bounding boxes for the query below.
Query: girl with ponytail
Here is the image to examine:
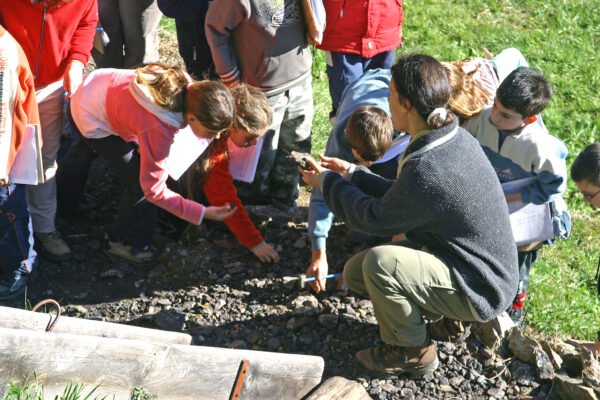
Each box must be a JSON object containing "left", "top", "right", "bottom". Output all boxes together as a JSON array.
[{"left": 68, "top": 63, "right": 237, "bottom": 264}]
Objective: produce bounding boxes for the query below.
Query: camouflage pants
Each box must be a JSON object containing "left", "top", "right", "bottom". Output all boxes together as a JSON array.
[{"left": 235, "top": 76, "right": 313, "bottom": 206}]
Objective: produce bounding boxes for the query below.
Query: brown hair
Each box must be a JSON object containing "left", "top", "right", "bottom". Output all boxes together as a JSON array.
[
  {"left": 442, "top": 61, "right": 493, "bottom": 123},
  {"left": 346, "top": 106, "right": 393, "bottom": 162},
  {"left": 391, "top": 54, "right": 454, "bottom": 129},
  {"left": 230, "top": 84, "right": 273, "bottom": 137}
]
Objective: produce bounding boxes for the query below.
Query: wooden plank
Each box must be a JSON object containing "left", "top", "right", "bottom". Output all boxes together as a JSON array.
[
  {"left": 304, "top": 376, "right": 372, "bottom": 400},
  {"left": 0, "top": 327, "right": 324, "bottom": 400},
  {"left": 0, "top": 305, "right": 191, "bottom": 345}
]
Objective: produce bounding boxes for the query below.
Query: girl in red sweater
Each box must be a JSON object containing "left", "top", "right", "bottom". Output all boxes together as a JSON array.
[{"left": 185, "top": 84, "right": 280, "bottom": 263}]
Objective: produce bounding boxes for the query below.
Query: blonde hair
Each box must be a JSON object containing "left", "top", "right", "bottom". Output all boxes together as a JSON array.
[
  {"left": 442, "top": 60, "right": 494, "bottom": 123},
  {"left": 136, "top": 63, "right": 235, "bottom": 131},
  {"left": 230, "top": 84, "right": 273, "bottom": 137}
]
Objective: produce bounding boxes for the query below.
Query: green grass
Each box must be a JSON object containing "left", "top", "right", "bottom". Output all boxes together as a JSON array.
[{"left": 160, "top": 3, "right": 600, "bottom": 340}]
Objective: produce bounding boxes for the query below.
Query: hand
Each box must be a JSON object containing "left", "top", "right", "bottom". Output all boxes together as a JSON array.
[
  {"left": 63, "top": 59, "right": 84, "bottom": 98},
  {"left": 306, "top": 249, "right": 328, "bottom": 293},
  {"left": 251, "top": 242, "right": 280, "bottom": 263},
  {"left": 0, "top": 178, "right": 8, "bottom": 186},
  {"left": 483, "top": 48, "right": 494, "bottom": 60},
  {"left": 306, "top": 32, "right": 322, "bottom": 46},
  {"left": 299, "top": 154, "right": 327, "bottom": 188},
  {"left": 319, "top": 154, "right": 352, "bottom": 178},
  {"left": 203, "top": 203, "right": 237, "bottom": 221}
]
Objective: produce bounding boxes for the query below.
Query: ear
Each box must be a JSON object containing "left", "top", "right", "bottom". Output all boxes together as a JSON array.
[
  {"left": 399, "top": 97, "right": 412, "bottom": 111},
  {"left": 524, "top": 115, "right": 538, "bottom": 125}
]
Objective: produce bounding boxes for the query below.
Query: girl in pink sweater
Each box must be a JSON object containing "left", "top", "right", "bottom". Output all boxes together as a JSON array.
[{"left": 69, "top": 63, "right": 237, "bottom": 264}]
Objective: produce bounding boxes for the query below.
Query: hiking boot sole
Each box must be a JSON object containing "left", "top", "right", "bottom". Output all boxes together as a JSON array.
[
  {"left": 353, "top": 353, "right": 439, "bottom": 379},
  {"left": 35, "top": 245, "right": 71, "bottom": 263}
]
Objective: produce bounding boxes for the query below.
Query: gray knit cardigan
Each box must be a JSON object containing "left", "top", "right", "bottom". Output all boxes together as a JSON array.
[{"left": 320, "top": 120, "right": 519, "bottom": 321}]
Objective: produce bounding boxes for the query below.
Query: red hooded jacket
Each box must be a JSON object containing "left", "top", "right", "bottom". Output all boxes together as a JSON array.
[
  {"left": 317, "top": 0, "right": 403, "bottom": 58},
  {"left": 0, "top": 0, "right": 97, "bottom": 87}
]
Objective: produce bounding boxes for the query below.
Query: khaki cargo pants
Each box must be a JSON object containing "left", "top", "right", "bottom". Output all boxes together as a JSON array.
[{"left": 343, "top": 242, "right": 479, "bottom": 347}]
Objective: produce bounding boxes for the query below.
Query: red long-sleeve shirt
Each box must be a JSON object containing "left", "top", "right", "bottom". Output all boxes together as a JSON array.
[
  {"left": 203, "top": 140, "right": 264, "bottom": 250},
  {"left": 0, "top": 0, "right": 97, "bottom": 87}
]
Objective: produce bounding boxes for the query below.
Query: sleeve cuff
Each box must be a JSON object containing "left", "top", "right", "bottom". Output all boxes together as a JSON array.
[
  {"left": 346, "top": 164, "right": 357, "bottom": 181},
  {"left": 250, "top": 241, "right": 265, "bottom": 252},
  {"left": 311, "top": 236, "right": 327, "bottom": 251},
  {"left": 197, "top": 207, "right": 206, "bottom": 225},
  {"left": 319, "top": 170, "right": 333, "bottom": 191}
]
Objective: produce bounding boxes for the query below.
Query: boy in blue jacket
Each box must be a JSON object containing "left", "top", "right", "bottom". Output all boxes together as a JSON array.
[{"left": 463, "top": 67, "right": 568, "bottom": 324}]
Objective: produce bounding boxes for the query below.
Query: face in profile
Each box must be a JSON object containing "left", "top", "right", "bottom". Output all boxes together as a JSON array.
[
  {"left": 387, "top": 80, "right": 408, "bottom": 133},
  {"left": 575, "top": 179, "right": 600, "bottom": 208},
  {"left": 229, "top": 126, "right": 262, "bottom": 148},
  {"left": 490, "top": 97, "right": 527, "bottom": 132},
  {"left": 186, "top": 113, "right": 226, "bottom": 140}
]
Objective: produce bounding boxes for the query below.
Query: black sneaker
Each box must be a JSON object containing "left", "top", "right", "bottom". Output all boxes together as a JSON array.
[{"left": 0, "top": 271, "right": 30, "bottom": 301}]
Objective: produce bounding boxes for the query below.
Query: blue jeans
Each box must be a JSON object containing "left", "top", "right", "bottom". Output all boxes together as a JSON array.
[
  {"left": 0, "top": 184, "right": 36, "bottom": 276},
  {"left": 326, "top": 50, "right": 395, "bottom": 116}
]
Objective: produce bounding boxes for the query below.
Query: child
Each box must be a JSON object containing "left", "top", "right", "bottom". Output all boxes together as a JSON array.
[
  {"left": 572, "top": 143, "right": 600, "bottom": 208},
  {"left": 568, "top": 143, "right": 600, "bottom": 353},
  {"left": 68, "top": 63, "right": 237, "bottom": 265},
  {"left": 0, "top": 0, "right": 97, "bottom": 262},
  {"left": 463, "top": 66, "right": 568, "bottom": 324},
  {"left": 205, "top": 0, "right": 313, "bottom": 211},
  {"left": 0, "top": 26, "right": 39, "bottom": 300},
  {"left": 182, "top": 84, "right": 280, "bottom": 262},
  {"left": 443, "top": 47, "right": 529, "bottom": 123},
  {"left": 315, "top": 0, "right": 403, "bottom": 121},
  {"left": 345, "top": 106, "right": 393, "bottom": 166}
]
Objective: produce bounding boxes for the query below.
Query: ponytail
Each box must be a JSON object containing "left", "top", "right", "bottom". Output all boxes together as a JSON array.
[{"left": 136, "top": 62, "right": 189, "bottom": 112}]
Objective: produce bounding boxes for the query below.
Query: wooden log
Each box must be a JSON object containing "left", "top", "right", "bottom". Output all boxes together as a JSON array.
[
  {"left": 0, "top": 305, "right": 191, "bottom": 345},
  {"left": 304, "top": 376, "right": 371, "bottom": 400},
  {"left": 0, "top": 327, "right": 324, "bottom": 400}
]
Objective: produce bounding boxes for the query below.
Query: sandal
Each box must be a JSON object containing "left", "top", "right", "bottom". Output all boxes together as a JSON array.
[{"left": 104, "top": 236, "right": 160, "bottom": 265}]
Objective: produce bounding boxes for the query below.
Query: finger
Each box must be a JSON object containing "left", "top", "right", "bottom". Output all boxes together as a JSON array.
[{"left": 304, "top": 156, "right": 322, "bottom": 171}]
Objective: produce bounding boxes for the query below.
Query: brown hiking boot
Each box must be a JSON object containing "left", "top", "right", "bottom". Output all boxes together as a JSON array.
[
  {"left": 354, "top": 340, "right": 439, "bottom": 378},
  {"left": 427, "top": 317, "right": 471, "bottom": 343}
]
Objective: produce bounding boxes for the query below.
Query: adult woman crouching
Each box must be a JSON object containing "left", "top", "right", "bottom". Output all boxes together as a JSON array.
[{"left": 301, "top": 54, "right": 518, "bottom": 378}]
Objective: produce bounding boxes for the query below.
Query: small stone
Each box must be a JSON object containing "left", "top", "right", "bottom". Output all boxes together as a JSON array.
[
  {"left": 148, "top": 265, "right": 167, "bottom": 279},
  {"left": 318, "top": 313, "right": 338, "bottom": 330},
  {"left": 267, "top": 337, "right": 281, "bottom": 350},
  {"left": 154, "top": 309, "right": 185, "bottom": 331},
  {"left": 229, "top": 340, "right": 247, "bottom": 349},
  {"left": 486, "top": 387, "right": 505, "bottom": 399},
  {"left": 100, "top": 268, "right": 124, "bottom": 279}
]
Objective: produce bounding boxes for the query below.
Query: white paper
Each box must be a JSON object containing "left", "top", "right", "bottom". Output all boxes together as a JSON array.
[
  {"left": 507, "top": 201, "right": 553, "bottom": 246},
  {"left": 372, "top": 134, "right": 410, "bottom": 165},
  {"left": 228, "top": 136, "right": 264, "bottom": 183},
  {"left": 167, "top": 126, "right": 212, "bottom": 181},
  {"left": 9, "top": 125, "right": 43, "bottom": 185},
  {"left": 501, "top": 177, "right": 553, "bottom": 246}
]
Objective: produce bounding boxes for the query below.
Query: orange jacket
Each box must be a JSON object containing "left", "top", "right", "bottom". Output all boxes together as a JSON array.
[{"left": 0, "top": 26, "right": 40, "bottom": 179}]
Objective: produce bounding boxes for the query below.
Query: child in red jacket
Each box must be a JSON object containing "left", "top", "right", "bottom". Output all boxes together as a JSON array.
[
  {"left": 0, "top": 26, "right": 40, "bottom": 300},
  {"left": 186, "top": 84, "right": 280, "bottom": 263}
]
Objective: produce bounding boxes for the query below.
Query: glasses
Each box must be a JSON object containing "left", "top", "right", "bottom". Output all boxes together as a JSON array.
[{"left": 584, "top": 189, "right": 600, "bottom": 202}]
